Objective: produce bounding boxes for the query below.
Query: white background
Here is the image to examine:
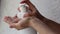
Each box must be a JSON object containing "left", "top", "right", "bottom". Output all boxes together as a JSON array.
[{"left": 0, "top": 0, "right": 60, "bottom": 34}]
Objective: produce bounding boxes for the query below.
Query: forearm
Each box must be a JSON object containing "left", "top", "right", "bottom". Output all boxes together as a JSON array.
[
  {"left": 35, "top": 11, "right": 60, "bottom": 33},
  {"left": 29, "top": 17, "right": 56, "bottom": 34}
]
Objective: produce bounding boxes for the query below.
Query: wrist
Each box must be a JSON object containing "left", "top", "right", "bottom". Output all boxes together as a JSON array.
[{"left": 28, "top": 17, "right": 39, "bottom": 28}]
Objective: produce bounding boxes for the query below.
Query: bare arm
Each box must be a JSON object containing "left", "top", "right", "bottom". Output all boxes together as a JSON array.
[
  {"left": 29, "top": 17, "right": 57, "bottom": 34},
  {"left": 35, "top": 10, "right": 60, "bottom": 34}
]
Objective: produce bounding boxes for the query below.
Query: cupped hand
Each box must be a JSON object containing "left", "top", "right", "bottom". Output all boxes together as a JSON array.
[
  {"left": 4, "top": 16, "right": 31, "bottom": 30},
  {"left": 10, "top": 17, "right": 31, "bottom": 30}
]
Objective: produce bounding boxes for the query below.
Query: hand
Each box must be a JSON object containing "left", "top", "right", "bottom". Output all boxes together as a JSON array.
[
  {"left": 18, "top": 0, "right": 41, "bottom": 17},
  {"left": 10, "top": 17, "right": 31, "bottom": 30},
  {"left": 4, "top": 0, "right": 42, "bottom": 30},
  {"left": 4, "top": 16, "right": 31, "bottom": 30}
]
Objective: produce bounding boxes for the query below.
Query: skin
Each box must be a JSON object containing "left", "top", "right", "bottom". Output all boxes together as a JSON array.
[{"left": 3, "top": 0, "right": 60, "bottom": 34}]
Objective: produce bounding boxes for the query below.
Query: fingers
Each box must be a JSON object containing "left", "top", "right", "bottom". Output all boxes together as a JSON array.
[
  {"left": 9, "top": 17, "right": 30, "bottom": 30},
  {"left": 4, "top": 16, "right": 10, "bottom": 19},
  {"left": 20, "top": 0, "right": 36, "bottom": 12},
  {"left": 18, "top": 0, "right": 39, "bottom": 17},
  {"left": 9, "top": 22, "right": 24, "bottom": 30},
  {"left": 3, "top": 16, "right": 12, "bottom": 23},
  {"left": 9, "top": 23, "right": 16, "bottom": 28},
  {"left": 20, "top": 0, "right": 37, "bottom": 16}
]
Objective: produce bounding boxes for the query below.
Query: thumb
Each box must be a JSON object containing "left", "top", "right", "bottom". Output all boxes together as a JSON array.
[{"left": 9, "top": 23, "right": 16, "bottom": 28}]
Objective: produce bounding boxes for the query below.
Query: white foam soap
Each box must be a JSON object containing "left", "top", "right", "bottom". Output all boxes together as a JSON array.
[{"left": 17, "top": 3, "right": 37, "bottom": 34}]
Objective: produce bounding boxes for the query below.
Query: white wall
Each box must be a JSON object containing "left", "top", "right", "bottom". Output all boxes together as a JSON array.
[{"left": 1, "top": 0, "right": 60, "bottom": 34}]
